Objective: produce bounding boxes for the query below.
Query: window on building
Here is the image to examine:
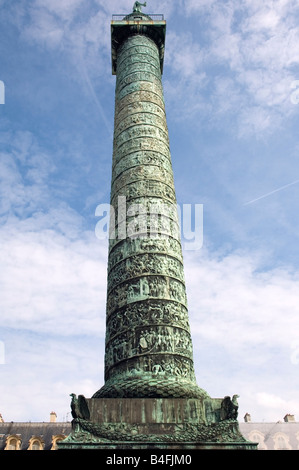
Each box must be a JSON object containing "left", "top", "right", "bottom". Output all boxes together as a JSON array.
[
  {"left": 5, "top": 436, "right": 21, "bottom": 450},
  {"left": 28, "top": 437, "right": 44, "bottom": 450},
  {"left": 51, "top": 435, "right": 66, "bottom": 450},
  {"left": 248, "top": 430, "right": 267, "bottom": 450},
  {"left": 32, "top": 439, "right": 42, "bottom": 450},
  {"left": 273, "top": 432, "right": 292, "bottom": 450},
  {"left": 277, "top": 435, "right": 288, "bottom": 449},
  {"left": 8, "top": 438, "right": 18, "bottom": 450}
]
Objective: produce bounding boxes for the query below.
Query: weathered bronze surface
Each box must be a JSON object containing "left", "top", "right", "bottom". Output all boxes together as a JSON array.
[
  {"left": 93, "top": 25, "right": 205, "bottom": 401},
  {"left": 60, "top": 397, "right": 256, "bottom": 449}
]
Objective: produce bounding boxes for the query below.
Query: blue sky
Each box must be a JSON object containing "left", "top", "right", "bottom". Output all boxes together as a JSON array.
[{"left": 0, "top": 0, "right": 299, "bottom": 424}]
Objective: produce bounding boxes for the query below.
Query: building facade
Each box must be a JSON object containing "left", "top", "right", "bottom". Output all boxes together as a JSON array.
[
  {"left": 240, "top": 414, "right": 299, "bottom": 451},
  {"left": 1, "top": 412, "right": 298, "bottom": 450},
  {"left": 0, "top": 413, "right": 69, "bottom": 450}
]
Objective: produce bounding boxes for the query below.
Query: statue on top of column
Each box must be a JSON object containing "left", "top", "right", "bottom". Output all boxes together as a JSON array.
[{"left": 133, "top": 2, "right": 147, "bottom": 13}]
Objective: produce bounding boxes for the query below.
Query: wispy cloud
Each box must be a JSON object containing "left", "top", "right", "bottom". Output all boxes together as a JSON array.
[
  {"left": 244, "top": 178, "right": 299, "bottom": 205},
  {"left": 167, "top": 0, "right": 299, "bottom": 135},
  {"left": 78, "top": 57, "right": 113, "bottom": 137},
  {"left": 0, "top": 225, "right": 107, "bottom": 335}
]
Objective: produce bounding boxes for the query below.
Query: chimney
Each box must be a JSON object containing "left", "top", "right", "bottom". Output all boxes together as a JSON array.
[
  {"left": 0, "top": 413, "right": 4, "bottom": 423},
  {"left": 284, "top": 414, "right": 295, "bottom": 422},
  {"left": 50, "top": 411, "right": 57, "bottom": 423},
  {"left": 244, "top": 413, "right": 251, "bottom": 422}
]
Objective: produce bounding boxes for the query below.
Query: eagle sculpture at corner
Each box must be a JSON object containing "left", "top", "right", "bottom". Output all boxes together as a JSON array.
[
  {"left": 70, "top": 393, "right": 90, "bottom": 421},
  {"left": 220, "top": 394, "right": 239, "bottom": 421}
]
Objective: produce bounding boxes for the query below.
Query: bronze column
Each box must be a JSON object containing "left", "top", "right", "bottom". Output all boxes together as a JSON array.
[{"left": 93, "top": 12, "right": 206, "bottom": 400}]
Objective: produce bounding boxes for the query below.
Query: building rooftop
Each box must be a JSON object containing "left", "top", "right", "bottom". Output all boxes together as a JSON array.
[
  {"left": 0, "top": 413, "right": 71, "bottom": 450},
  {"left": 1, "top": 412, "right": 298, "bottom": 450}
]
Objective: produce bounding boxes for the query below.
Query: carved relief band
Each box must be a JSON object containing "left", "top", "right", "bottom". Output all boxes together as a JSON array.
[
  {"left": 108, "top": 236, "right": 184, "bottom": 267},
  {"left": 114, "top": 101, "right": 167, "bottom": 130},
  {"left": 112, "top": 153, "right": 173, "bottom": 182},
  {"left": 114, "top": 90, "right": 166, "bottom": 120},
  {"left": 112, "top": 165, "right": 174, "bottom": 199},
  {"left": 114, "top": 111, "right": 167, "bottom": 138},
  {"left": 112, "top": 138, "right": 170, "bottom": 166}
]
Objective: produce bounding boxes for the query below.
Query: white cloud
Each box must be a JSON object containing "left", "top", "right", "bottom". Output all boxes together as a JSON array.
[
  {"left": 22, "top": 6, "right": 65, "bottom": 47},
  {"left": 185, "top": 0, "right": 217, "bottom": 13},
  {"left": 0, "top": 329, "right": 104, "bottom": 421},
  {"left": 0, "top": 130, "right": 60, "bottom": 221},
  {"left": 34, "top": 0, "right": 83, "bottom": 19},
  {"left": 185, "top": 249, "right": 299, "bottom": 351},
  {"left": 164, "top": 30, "right": 208, "bottom": 121},
  {"left": 0, "top": 224, "right": 107, "bottom": 336},
  {"left": 255, "top": 392, "right": 299, "bottom": 421},
  {"left": 0, "top": 194, "right": 107, "bottom": 421},
  {"left": 168, "top": 0, "right": 299, "bottom": 135},
  {"left": 165, "top": 31, "right": 204, "bottom": 79},
  {"left": 0, "top": 128, "right": 107, "bottom": 337},
  {"left": 257, "top": 392, "right": 293, "bottom": 411}
]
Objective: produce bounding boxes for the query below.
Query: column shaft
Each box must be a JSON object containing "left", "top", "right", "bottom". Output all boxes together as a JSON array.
[{"left": 93, "top": 34, "right": 205, "bottom": 399}]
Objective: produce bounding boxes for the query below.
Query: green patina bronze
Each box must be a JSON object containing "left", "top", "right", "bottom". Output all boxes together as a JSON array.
[
  {"left": 133, "top": 2, "right": 147, "bottom": 13},
  {"left": 93, "top": 28, "right": 205, "bottom": 401},
  {"left": 59, "top": 6, "right": 257, "bottom": 450}
]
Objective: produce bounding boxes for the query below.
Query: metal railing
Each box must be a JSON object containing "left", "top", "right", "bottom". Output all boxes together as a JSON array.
[{"left": 112, "top": 14, "right": 164, "bottom": 21}]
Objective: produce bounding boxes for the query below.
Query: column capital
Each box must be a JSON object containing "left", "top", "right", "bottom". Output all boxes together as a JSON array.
[{"left": 111, "top": 14, "right": 166, "bottom": 75}]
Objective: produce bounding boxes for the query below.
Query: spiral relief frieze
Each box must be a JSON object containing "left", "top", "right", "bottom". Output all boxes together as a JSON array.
[
  {"left": 112, "top": 152, "right": 172, "bottom": 179},
  {"left": 93, "top": 33, "right": 202, "bottom": 400},
  {"left": 114, "top": 100, "right": 166, "bottom": 128},
  {"left": 114, "top": 89, "right": 166, "bottom": 116}
]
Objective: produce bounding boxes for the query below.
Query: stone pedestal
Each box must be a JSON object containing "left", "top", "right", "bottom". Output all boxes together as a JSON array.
[{"left": 59, "top": 397, "right": 256, "bottom": 450}]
